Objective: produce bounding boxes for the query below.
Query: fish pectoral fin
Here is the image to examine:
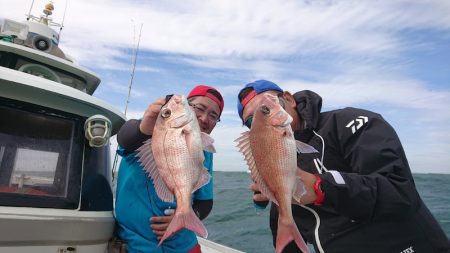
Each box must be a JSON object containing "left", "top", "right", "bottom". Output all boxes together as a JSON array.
[
  {"left": 296, "top": 140, "right": 319, "bottom": 154},
  {"left": 201, "top": 132, "right": 216, "bottom": 153},
  {"left": 292, "top": 176, "right": 306, "bottom": 205},
  {"left": 193, "top": 168, "right": 211, "bottom": 192},
  {"left": 136, "top": 139, "right": 174, "bottom": 202}
]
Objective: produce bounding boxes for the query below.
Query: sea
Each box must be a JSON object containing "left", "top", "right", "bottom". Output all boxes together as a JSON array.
[{"left": 203, "top": 172, "right": 450, "bottom": 253}]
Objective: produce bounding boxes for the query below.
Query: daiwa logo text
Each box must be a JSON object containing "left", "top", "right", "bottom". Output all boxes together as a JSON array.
[
  {"left": 345, "top": 116, "right": 368, "bottom": 134},
  {"left": 400, "top": 246, "right": 414, "bottom": 253}
]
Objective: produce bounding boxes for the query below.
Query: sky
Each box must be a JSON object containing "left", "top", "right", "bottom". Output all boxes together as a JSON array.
[{"left": 2, "top": 0, "right": 449, "bottom": 174}]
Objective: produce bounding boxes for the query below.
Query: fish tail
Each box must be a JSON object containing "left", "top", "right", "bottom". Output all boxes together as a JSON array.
[
  {"left": 275, "top": 218, "right": 310, "bottom": 253},
  {"left": 158, "top": 210, "right": 208, "bottom": 245}
]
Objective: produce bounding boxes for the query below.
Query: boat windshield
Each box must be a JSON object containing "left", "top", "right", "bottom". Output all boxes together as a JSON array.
[{"left": 0, "top": 98, "right": 83, "bottom": 209}]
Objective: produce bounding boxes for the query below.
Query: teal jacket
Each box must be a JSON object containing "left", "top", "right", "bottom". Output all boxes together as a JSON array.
[{"left": 115, "top": 149, "right": 213, "bottom": 253}]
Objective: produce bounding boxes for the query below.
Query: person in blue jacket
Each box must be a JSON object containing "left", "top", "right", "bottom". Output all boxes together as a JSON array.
[
  {"left": 115, "top": 85, "right": 224, "bottom": 253},
  {"left": 237, "top": 80, "right": 449, "bottom": 253}
]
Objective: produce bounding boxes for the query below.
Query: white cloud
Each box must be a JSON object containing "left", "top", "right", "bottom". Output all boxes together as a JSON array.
[
  {"left": 210, "top": 125, "right": 248, "bottom": 172},
  {"left": 4, "top": 0, "right": 450, "bottom": 66},
  {"left": 3, "top": 0, "right": 449, "bottom": 174},
  {"left": 282, "top": 78, "right": 450, "bottom": 114},
  {"left": 122, "top": 110, "right": 145, "bottom": 120}
]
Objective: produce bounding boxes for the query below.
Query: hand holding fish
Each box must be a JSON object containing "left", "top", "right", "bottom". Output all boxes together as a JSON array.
[
  {"left": 251, "top": 169, "right": 317, "bottom": 206},
  {"left": 139, "top": 98, "right": 167, "bottom": 135},
  {"left": 250, "top": 182, "right": 270, "bottom": 203},
  {"left": 150, "top": 211, "right": 175, "bottom": 240},
  {"left": 294, "top": 169, "right": 318, "bottom": 205}
]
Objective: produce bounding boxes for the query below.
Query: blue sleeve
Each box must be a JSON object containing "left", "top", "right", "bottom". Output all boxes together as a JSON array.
[{"left": 193, "top": 151, "right": 214, "bottom": 200}]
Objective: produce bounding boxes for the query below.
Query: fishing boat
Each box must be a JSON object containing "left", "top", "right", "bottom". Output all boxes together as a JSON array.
[{"left": 0, "top": 2, "right": 244, "bottom": 253}]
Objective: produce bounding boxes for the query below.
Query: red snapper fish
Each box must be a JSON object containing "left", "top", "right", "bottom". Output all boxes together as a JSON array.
[
  {"left": 136, "top": 95, "right": 215, "bottom": 245},
  {"left": 235, "top": 93, "right": 315, "bottom": 253}
]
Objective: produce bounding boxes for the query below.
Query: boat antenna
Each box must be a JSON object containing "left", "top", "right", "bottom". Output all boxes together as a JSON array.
[
  {"left": 111, "top": 22, "right": 143, "bottom": 181},
  {"left": 27, "top": 0, "right": 36, "bottom": 20},
  {"left": 59, "top": 0, "right": 68, "bottom": 38}
]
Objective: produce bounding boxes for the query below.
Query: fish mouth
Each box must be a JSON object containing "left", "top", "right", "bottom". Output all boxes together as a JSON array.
[
  {"left": 276, "top": 118, "right": 291, "bottom": 128},
  {"left": 272, "top": 111, "right": 292, "bottom": 128},
  {"left": 281, "top": 120, "right": 290, "bottom": 127}
]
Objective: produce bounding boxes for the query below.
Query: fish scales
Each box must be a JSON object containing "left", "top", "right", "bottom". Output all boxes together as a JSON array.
[
  {"left": 250, "top": 126, "right": 297, "bottom": 210},
  {"left": 136, "top": 95, "right": 213, "bottom": 245},
  {"left": 154, "top": 129, "right": 201, "bottom": 196},
  {"left": 236, "top": 93, "right": 310, "bottom": 253}
]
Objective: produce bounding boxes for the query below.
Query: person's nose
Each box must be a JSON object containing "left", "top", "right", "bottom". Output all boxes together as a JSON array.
[{"left": 197, "top": 112, "right": 209, "bottom": 124}]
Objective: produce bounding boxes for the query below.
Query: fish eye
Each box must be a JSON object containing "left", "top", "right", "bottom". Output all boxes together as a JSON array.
[
  {"left": 161, "top": 108, "right": 171, "bottom": 118},
  {"left": 260, "top": 105, "right": 270, "bottom": 115}
]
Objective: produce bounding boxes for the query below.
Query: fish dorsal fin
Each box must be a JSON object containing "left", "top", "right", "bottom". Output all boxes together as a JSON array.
[
  {"left": 292, "top": 176, "right": 306, "bottom": 204},
  {"left": 296, "top": 140, "right": 319, "bottom": 154},
  {"left": 201, "top": 132, "right": 216, "bottom": 153},
  {"left": 235, "top": 131, "right": 277, "bottom": 205},
  {"left": 193, "top": 167, "right": 211, "bottom": 192},
  {"left": 136, "top": 139, "right": 174, "bottom": 202}
]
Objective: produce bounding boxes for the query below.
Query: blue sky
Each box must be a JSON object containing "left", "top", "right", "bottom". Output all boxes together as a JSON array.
[{"left": 3, "top": 0, "right": 450, "bottom": 173}]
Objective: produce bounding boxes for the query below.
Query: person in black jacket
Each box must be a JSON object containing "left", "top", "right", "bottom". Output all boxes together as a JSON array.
[{"left": 237, "top": 79, "right": 450, "bottom": 253}]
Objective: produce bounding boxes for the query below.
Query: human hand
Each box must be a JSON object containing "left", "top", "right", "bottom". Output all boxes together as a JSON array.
[
  {"left": 150, "top": 209, "right": 175, "bottom": 240},
  {"left": 139, "top": 98, "right": 167, "bottom": 135},
  {"left": 250, "top": 182, "right": 270, "bottom": 208},
  {"left": 294, "top": 169, "right": 318, "bottom": 205}
]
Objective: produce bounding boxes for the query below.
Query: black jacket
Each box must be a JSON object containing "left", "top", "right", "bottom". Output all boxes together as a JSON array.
[{"left": 269, "top": 90, "right": 450, "bottom": 253}]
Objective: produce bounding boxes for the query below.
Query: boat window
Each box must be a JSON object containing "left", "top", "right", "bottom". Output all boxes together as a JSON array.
[
  {"left": 0, "top": 51, "right": 88, "bottom": 92},
  {"left": 0, "top": 98, "right": 83, "bottom": 209},
  {"left": 10, "top": 149, "right": 60, "bottom": 195}
]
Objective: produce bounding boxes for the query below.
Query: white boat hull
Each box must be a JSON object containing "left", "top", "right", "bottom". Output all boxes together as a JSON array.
[
  {"left": 0, "top": 206, "right": 114, "bottom": 253},
  {"left": 198, "top": 237, "right": 245, "bottom": 253}
]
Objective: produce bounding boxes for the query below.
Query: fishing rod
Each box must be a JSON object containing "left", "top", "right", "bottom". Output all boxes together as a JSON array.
[
  {"left": 111, "top": 22, "right": 143, "bottom": 181},
  {"left": 124, "top": 23, "right": 143, "bottom": 115}
]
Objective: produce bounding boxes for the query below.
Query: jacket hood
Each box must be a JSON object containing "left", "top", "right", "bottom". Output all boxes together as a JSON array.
[{"left": 293, "top": 90, "right": 322, "bottom": 141}]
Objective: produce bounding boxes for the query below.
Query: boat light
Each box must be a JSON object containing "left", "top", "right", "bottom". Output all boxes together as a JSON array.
[
  {"left": 84, "top": 115, "right": 112, "bottom": 147},
  {"left": 0, "top": 19, "right": 29, "bottom": 40}
]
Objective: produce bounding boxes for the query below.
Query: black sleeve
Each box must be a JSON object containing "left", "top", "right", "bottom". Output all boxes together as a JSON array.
[
  {"left": 321, "top": 108, "right": 420, "bottom": 221},
  {"left": 117, "top": 119, "right": 151, "bottom": 153},
  {"left": 192, "top": 199, "right": 213, "bottom": 220}
]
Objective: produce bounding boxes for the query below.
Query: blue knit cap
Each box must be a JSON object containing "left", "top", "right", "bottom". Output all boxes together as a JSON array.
[{"left": 237, "top": 80, "right": 283, "bottom": 121}]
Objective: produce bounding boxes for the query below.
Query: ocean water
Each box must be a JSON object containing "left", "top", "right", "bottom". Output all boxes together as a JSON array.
[{"left": 203, "top": 172, "right": 450, "bottom": 253}]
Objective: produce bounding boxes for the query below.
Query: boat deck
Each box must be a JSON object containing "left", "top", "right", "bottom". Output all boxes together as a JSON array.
[{"left": 198, "top": 238, "right": 245, "bottom": 253}]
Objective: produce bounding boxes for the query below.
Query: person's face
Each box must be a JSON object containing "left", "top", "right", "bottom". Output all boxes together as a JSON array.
[
  {"left": 189, "top": 96, "right": 221, "bottom": 134},
  {"left": 241, "top": 91, "right": 280, "bottom": 129},
  {"left": 242, "top": 91, "right": 300, "bottom": 131}
]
